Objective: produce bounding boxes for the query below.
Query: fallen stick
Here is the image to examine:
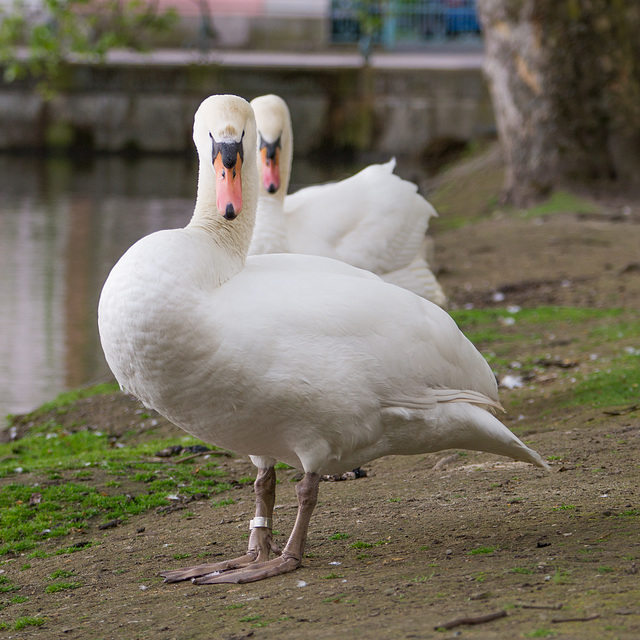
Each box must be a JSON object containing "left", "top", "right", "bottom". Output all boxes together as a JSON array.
[
  {"left": 166, "top": 450, "right": 232, "bottom": 464},
  {"left": 519, "top": 603, "right": 564, "bottom": 610},
  {"left": 551, "top": 614, "right": 600, "bottom": 623},
  {"left": 435, "top": 610, "right": 507, "bottom": 630}
]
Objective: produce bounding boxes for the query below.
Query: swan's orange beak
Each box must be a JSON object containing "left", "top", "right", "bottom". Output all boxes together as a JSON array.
[
  {"left": 260, "top": 145, "right": 281, "bottom": 194},
  {"left": 214, "top": 147, "right": 243, "bottom": 221}
]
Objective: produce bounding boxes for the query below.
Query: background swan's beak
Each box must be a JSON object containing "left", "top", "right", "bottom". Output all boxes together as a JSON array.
[{"left": 259, "top": 144, "right": 281, "bottom": 193}]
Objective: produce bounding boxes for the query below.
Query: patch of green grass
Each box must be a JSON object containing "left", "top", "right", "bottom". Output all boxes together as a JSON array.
[
  {"left": 411, "top": 572, "right": 435, "bottom": 583},
  {"left": 48, "top": 569, "right": 74, "bottom": 580},
  {"left": 0, "top": 576, "right": 19, "bottom": 593},
  {"left": 54, "top": 542, "right": 94, "bottom": 556},
  {"left": 322, "top": 572, "right": 343, "bottom": 580},
  {"left": 525, "top": 628, "right": 555, "bottom": 638},
  {"left": 350, "top": 541, "right": 373, "bottom": 549},
  {"left": 597, "top": 566, "right": 614, "bottom": 573},
  {"left": 588, "top": 319, "right": 640, "bottom": 343},
  {"left": 45, "top": 581, "right": 82, "bottom": 593},
  {"left": 10, "top": 595, "right": 28, "bottom": 604},
  {"left": 551, "top": 568, "right": 572, "bottom": 585},
  {"left": 468, "top": 546, "right": 497, "bottom": 555},
  {"left": 452, "top": 306, "right": 622, "bottom": 329},
  {"left": 551, "top": 503, "right": 576, "bottom": 511},
  {"left": 0, "top": 428, "right": 235, "bottom": 556},
  {"left": 565, "top": 358, "right": 640, "bottom": 408},
  {"left": 13, "top": 616, "right": 45, "bottom": 630},
  {"left": 329, "top": 532, "right": 350, "bottom": 540},
  {"left": 509, "top": 566, "right": 534, "bottom": 574},
  {"left": 451, "top": 306, "right": 624, "bottom": 349},
  {"left": 451, "top": 306, "right": 640, "bottom": 411},
  {"left": 520, "top": 190, "right": 600, "bottom": 219},
  {"left": 10, "top": 383, "right": 120, "bottom": 424},
  {"left": 211, "top": 497, "right": 235, "bottom": 508}
]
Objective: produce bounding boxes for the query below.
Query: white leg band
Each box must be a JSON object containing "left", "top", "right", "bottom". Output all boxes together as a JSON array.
[{"left": 249, "top": 517, "right": 272, "bottom": 530}]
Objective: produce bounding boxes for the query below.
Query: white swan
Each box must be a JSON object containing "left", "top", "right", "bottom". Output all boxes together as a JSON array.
[
  {"left": 248, "top": 94, "right": 448, "bottom": 307},
  {"left": 98, "top": 94, "right": 549, "bottom": 585}
]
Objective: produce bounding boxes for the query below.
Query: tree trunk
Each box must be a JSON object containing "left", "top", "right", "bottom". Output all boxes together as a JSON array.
[{"left": 478, "top": 0, "right": 640, "bottom": 206}]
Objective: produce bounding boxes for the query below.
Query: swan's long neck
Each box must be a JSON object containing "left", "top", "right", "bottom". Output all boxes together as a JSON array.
[
  {"left": 250, "top": 196, "right": 289, "bottom": 254},
  {"left": 186, "top": 96, "right": 260, "bottom": 283},
  {"left": 188, "top": 162, "right": 256, "bottom": 273}
]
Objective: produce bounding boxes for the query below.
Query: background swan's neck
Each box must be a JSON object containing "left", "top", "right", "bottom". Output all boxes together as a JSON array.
[{"left": 250, "top": 196, "right": 289, "bottom": 254}]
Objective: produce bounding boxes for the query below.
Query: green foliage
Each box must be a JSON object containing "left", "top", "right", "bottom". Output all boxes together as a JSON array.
[{"left": 0, "top": 0, "right": 177, "bottom": 97}]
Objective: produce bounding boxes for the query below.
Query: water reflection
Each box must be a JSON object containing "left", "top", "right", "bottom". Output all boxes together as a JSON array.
[{"left": 0, "top": 153, "right": 427, "bottom": 423}]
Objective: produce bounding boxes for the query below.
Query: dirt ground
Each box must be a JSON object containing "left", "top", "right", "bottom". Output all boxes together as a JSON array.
[{"left": 2, "top": 145, "right": 640, "bottom": 639}]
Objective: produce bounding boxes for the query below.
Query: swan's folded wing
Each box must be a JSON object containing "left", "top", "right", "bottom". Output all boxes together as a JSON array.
[{"left": 284, "top": 162, "right": 437, "bottom": 274}]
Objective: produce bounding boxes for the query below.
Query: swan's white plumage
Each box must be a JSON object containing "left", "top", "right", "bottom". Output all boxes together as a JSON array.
[
  {"left": 98, "top": 94, "right": 549, "bottom": 584},
  {"left": 99, "top": 94, "right": 547, "bottom": 477},
  {"left": 248, "top": 94, "right": 448, "bottom": 307}
]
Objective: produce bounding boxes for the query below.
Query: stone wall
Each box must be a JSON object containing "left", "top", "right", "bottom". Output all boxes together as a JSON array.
[{"left": 0, "top": 55, "right": 494, "bottom": 157}]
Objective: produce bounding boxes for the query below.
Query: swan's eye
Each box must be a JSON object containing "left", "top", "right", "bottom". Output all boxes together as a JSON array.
[{"left": 221, "top": 169, "right": 226, "bottom": 178}]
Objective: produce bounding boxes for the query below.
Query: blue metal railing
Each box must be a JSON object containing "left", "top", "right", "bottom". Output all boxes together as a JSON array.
[{"left": 330, "top": 0, "right": 481, "bottom": 49}]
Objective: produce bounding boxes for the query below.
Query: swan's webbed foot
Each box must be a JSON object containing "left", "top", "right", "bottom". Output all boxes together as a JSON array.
[
  {"left": 193, "top": 554, "right": 301, "bottom": 584},
  {"left": 160, "top": 551, "right": 261, "bottom": 583}
]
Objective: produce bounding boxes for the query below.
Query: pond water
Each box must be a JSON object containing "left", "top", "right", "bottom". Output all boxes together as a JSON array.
[{"left": 0, "top": 153, "right": 427, "bottom": 423}]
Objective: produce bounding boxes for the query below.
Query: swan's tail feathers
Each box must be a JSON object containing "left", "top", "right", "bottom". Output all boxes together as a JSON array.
[
  {"left": 384, "top": 157, "right": 397, "bottom": 173},
  {"left": 381, "top": 257, "right": 448, "bottom": 308},
  {"left": 451, "top": 404, "right": 551, "bottom": 471}
]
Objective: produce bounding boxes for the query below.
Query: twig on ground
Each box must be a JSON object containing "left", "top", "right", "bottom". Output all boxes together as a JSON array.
[
  {"left": 551, "top": 614, "right": 600, "bottom": 623},
  {"left": 166, "top": 450, "right": 231, "bottom": 464},
  {"left": 435, "top": 610, "right": 507, "bottom": 630},
  {"left": 519, "top": 603, "right": 564, "bottom": 610}
]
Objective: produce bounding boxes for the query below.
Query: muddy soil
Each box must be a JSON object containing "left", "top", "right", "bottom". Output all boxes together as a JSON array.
[{"left": 1, "top": 145, "right": 639, "bottom": 639}]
